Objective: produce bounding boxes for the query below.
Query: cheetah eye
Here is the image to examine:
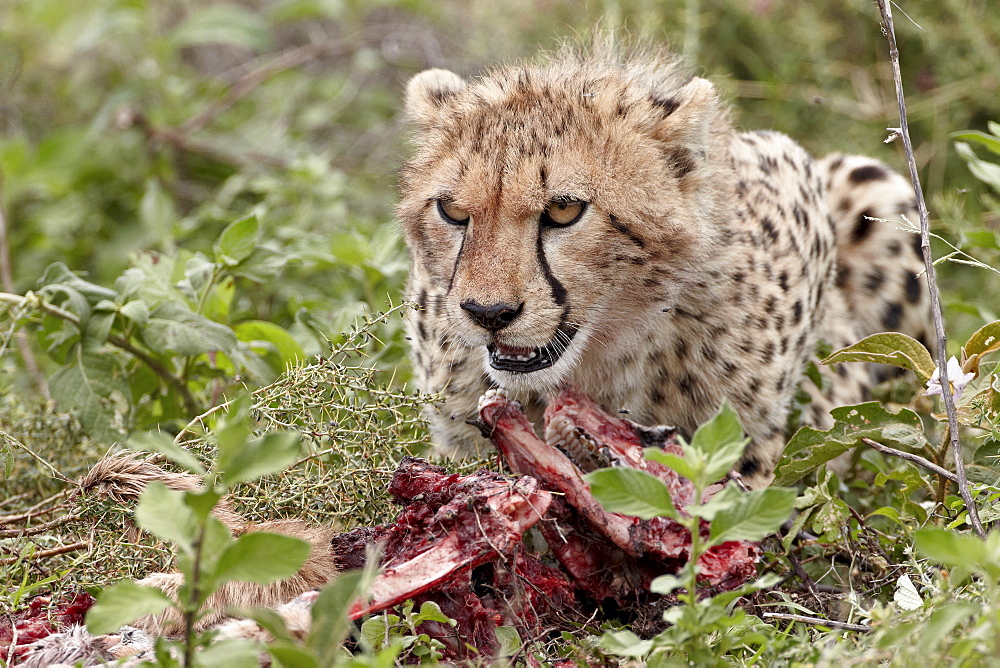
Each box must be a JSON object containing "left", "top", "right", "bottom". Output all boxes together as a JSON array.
[
  {"left": 541, "top": 199, "right": 587, "bottom": 227},
  {"left": 436, "top": 199, "right": 470, "bottom": 225}
]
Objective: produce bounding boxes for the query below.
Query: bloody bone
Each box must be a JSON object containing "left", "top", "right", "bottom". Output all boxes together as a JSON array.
[
  {"left": 477, "top": 386, "right": 760, "bottom": 596},
  {"left": 346, "top": 458, "right": 555, "bottom": 619},
  {"left": 337, "top": 458, "right": 574, "bottom": 659}
]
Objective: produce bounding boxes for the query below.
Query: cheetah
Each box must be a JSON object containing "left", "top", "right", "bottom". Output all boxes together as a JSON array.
[{"left": 397, "top": 44, "right": 932, "bottom": 488}]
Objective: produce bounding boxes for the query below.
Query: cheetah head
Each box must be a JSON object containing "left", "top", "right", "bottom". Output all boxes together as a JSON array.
[{"left": 398, "top": 52, "right": 729, "bottom": 392}]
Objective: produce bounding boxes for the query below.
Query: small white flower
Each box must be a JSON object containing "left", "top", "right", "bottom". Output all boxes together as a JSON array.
[{"left": 924, "top": 356, "right": 975, "bottom": 400}]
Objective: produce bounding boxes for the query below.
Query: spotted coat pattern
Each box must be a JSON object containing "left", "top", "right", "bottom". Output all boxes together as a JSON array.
[{"left": 397, "top": 48, "right": 931, "bottom": 488}]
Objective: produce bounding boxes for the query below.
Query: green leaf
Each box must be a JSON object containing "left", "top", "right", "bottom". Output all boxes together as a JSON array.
[
  {"left": 309, "top": 571, "right": 365, "bottom": 663},
  {"left": 649, "top": 574, "right": 683, "bottom": 595},
  {"left": 86, "top": 580, "right": 173, "bottom": 634},
  {"left": 952, "top": 130, "right": 1000, "bottom": 157},
  {"left": 170, "top": 5, "right": 271, "bottom": 51},
  {"left": 914, "top": 528, "right": 986, "bottom": 567},
  {"left": 228, "top": 607, "right": 295, "bottom": 645},
  {"left": 266, "top": 644, "right": 320, "bottom": 668},
  {"left": 216, "top": 214, "right": 260, "bottom": 266},
  {"left": 412, "top": 600, "right": 455, "bottom": 626},
  {"left": 955, "top": 141, "right": 1000, "bottom": 191},
  {"left": 48, "top": 347, "right": 130, "bottom": 445},
  {"left": 141, "top": 302, "right": 238, "bottom": 356},
  {"left": 494, "top": 626, "right": 522, "bottom": 657},
  {"left": 38, "top": 262, "right": 118, "bottom": 302},
  {"left": 774, "top": 402, "right": 928, "bottom": 486},
  {"left": 584, "top": 468, "right": 677, "bottom": 519},
  {"left": 184, "top": 514, "right": 234, "bottom": 584},
  {"left": 218, "top": 430, "right": 301, "bottom": 487},
  {"left": 360, "top": 615, "right": 400, "bottom": 652},
  {"left": 139, "top": 178, "right": 177, "bottom": 236},
  {"left": 703, "top": 439, "right": 749, "bottom": 483},
  {"left": 691, "top": 402, "right": 745, "bottom": 455},
  {"left": 918, "top": 602, "right": 980, "bottom": 656},
  {"left": 128, "top": 431, "right": 206, "bottom": 475},
  {"left": 119, "top": 299, "right": 150, "bottom": 327},
  {"left": 599, "top": 629, "right": 653, "bottom": 657},
  {"left": 214, "top": 532, "right": 311, "bottom": 585},
  {"left": 233, "top": 320, "right": 306, "bottom": 371},
  {"left": 215, "top": 394, "right": 252, "bottom": 458},
  {"left": 823, "top": 332, "right": 936, "bottom": 383},
  {"left": 193, "top": 638, "right": 261, "bottom": 668},
  {"left": 689, "top": 483, "right": 743, "bottom": 522},
  {"left": 709, "top": 487, "right": 797, "bottom": 545},
  {"left": 645, "top": 448, "right": 698, "bottom": 482},
  {"left": 135, "top": 481, "right": 198, "bottom": 547}
]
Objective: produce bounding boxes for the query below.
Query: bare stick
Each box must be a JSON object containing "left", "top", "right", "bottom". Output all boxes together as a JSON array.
[
  {"left": 0, "top": 489, "right": 72, "bottom": 523},
  {"left": 0, "top": 513, "right": 78, "bottom": 538},
  {"left": 862, "top": 438, "right": 959, "bottom": 483},
  {"left": 0, "top": 541, "right": 89, "bottom": 566},
  {"left": 763, "top": 612, "right": 870, "bottom": 633},
  {"left": 874, "top": 0, "right": 985, "bottom": 537}
]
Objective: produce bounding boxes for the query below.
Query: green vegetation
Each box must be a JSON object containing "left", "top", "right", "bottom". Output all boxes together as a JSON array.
[{"left": 2, "top": 0, "right": 1000, "bottom": 665}]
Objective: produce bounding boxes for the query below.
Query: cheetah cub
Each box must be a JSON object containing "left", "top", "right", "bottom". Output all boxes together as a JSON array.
[{"left": 397, "top": 45, "right": 932, "bottom": 488}]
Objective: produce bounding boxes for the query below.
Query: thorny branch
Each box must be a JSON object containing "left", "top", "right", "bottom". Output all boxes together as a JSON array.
[{"left": 875, "top": 0, "right": 985, "bottom": 538}]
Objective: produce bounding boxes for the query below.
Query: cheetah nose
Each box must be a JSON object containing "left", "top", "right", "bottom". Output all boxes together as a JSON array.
[{"left": 460, "top": 299, "right": 524, "bottom": 331}]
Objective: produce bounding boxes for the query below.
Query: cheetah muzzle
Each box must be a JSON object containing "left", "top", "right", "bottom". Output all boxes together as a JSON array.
[{"left": 487, "top": 323, "right": 578, "bottom": 373}]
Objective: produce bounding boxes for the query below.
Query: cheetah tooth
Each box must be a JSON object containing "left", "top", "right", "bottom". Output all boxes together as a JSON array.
[{"left": 477, "top": 388, "right": 509, "bottom": 410}]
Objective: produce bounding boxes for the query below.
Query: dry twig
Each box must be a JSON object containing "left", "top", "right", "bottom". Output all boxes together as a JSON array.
[
  {"left": 862, "top": 437, "right": 958, "bottom": 483},
  {"left": 874, "top": 0, "right": 985, "bottom": 538},
  {"left": 763, "top": 612, "right": 870, "bottom": 633},
  {"left": 0, "top": 541, "right": 89, "bottom": 567}
]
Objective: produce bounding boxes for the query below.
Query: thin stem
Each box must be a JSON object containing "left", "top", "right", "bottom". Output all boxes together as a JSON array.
[
  {"left": 184, "top": 521, "right": 208, "bottom": 667},
  {"left": 1, "top": 429, "right": 73, "bottom": 483},
  {"left": 874, "top": 0, "right": 985, "bottom": 538}
]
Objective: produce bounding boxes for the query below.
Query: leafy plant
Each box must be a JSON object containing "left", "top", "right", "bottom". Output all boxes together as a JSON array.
[
  {"left": 85, "top": 394, "right": 309, "bottom": 666},
  {"left": 359, "top": 600, "right": 456, "bottom": 664},
  {"left": 584, "top": 404, "right": 796, "bottom": 664}
]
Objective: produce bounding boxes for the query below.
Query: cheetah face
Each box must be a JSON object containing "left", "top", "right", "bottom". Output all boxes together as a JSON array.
[
  {"left": 398, "top": 63, "right": 724, "bottom": 391},
  {"left": 419, "top": 192, "right": 597, "bottom": 391}
]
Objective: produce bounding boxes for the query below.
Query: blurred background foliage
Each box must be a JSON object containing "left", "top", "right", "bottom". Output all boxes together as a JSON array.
[
  {"left": 0, "top": 0, "right": 997, "bottom": 476},
  {"left": 1, "top": 1, "right": 1000, "bottom": 660}
]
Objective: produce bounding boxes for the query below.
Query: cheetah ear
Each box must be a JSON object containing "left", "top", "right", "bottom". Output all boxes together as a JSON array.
[
  {"left": 649, "top": 77, "right": 719, "bottom": 150},
  {"left": 405, "top": 69, "right": 467, "bottom": 127}
]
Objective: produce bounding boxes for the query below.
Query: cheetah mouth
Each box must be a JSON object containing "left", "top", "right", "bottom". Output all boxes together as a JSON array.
[{"left": 487, "top": 325, "right": 578, "bottom": 373}]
